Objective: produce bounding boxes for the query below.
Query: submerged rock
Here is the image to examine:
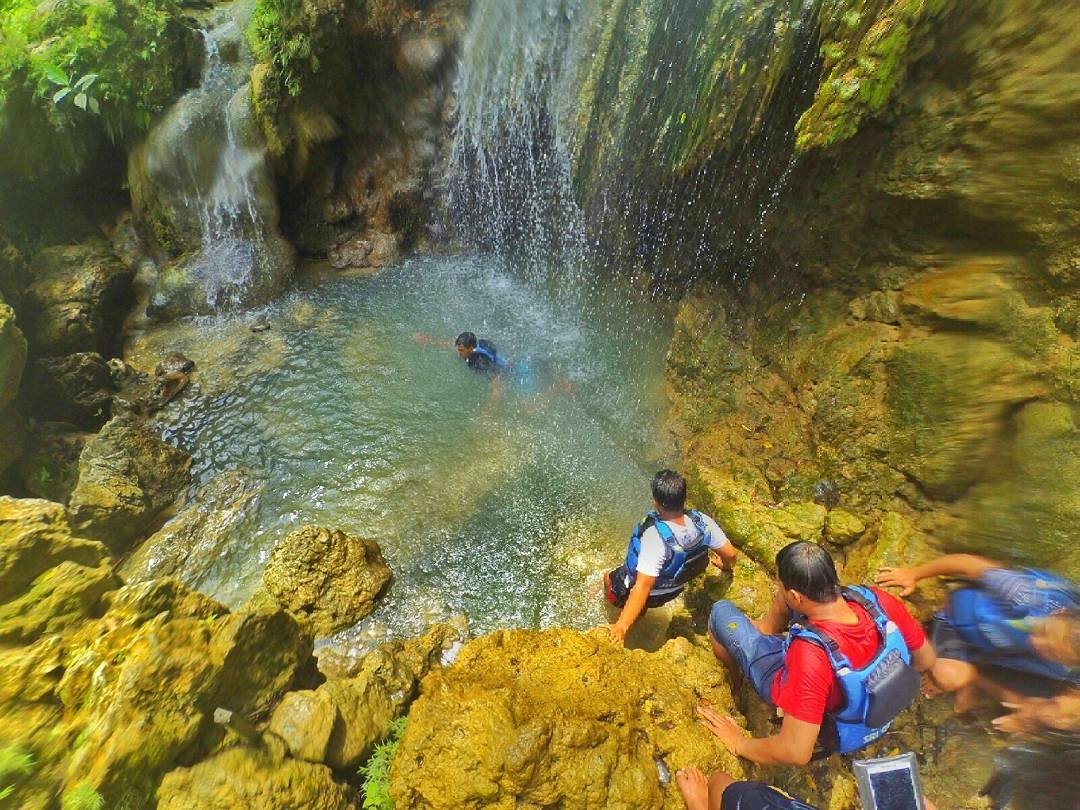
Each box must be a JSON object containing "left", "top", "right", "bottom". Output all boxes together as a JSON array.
[
  {"left": 390, "top": 628, "right": 745, "bottom": 809},
  {"left": 157, "top": 744, "right": 358, "bottom": 810},
  {"left": 257, "top": 525, "right": 392, "bottom": 637},
  {"left": 21, "top": 241, "right": 134, "bottom": 357},
  {"left": 66, "top": 416, "right": 192, "bottom": 551},
  {"left": 121, "top": 469, "right": 262, "bottom": 587}
]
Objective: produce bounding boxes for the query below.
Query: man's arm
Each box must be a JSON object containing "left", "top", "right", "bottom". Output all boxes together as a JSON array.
[
  {"left": 876, "top": 554, "right": 1001, "bottom": 596},
  {"left": 711, "top": 543, "right": 737, "bottom": 572},
  {"left": 911, "top": 640, "right": 936, "bottom": 673},
  {"left": 608, "top": 573, "right": 655, "bottom": 645},
  {"left": 698, "top": 706, "right": 819, "bottom": 766}
]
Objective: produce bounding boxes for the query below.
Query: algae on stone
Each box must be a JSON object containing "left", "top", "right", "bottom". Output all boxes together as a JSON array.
[{"left": 391, "top": 628, "right": 746, "bottom": 809}]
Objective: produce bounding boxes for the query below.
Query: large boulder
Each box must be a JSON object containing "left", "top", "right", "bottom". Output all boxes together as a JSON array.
[
  {"left": 67, "top": 416, "right": 191, "bottom": 551},
  {"left": 21, "top": 241, "right": 134, "bottom": 358},
  {"left": 258, "top": 526, "right": 392, "bottom": 636},
  {"left": 390, "top": 629, "right": 746, "bottom": 809},
  {"left": 0, "top": 497, "right": 110, "bottom": 602},
  {"left": 0, "top": 559, "right": 118, "bottom": 643},
  {"left": 270, "top": 624, "right": 459, "bottom": 769},
  {"left": 57, "top": 585, "right": 311, "bottom": 805},
  {"left": 157, "top": 744, "right": 358, "bottom": 810},
  {"left": 121, "top": 469, "right": 262, "bottom": 587},
  {"left": 18, "top": 352, "right": 117, "bottom": 430}
]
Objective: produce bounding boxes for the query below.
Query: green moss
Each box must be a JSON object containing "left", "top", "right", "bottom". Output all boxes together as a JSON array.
[
  {"left": 61, "top": 783, "right": 106, "bottom": 810},
  {"left": 0, "top": 0, "right": 196, "bottom": 177}
]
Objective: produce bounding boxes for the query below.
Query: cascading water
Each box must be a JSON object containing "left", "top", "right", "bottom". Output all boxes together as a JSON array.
[
  {"left": 129, "top": 0, "right": 294, "bottom": 319},
  {"left": 446, "top": 0, "right": 826, "bottom": 284}
]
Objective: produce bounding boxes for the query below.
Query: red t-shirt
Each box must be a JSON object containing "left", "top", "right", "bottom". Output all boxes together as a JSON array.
[{"left": 769, "top": 587, "right": 927, "bottom": 725}]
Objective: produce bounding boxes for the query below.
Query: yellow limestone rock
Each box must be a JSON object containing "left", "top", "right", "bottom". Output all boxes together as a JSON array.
[{"left": 391, "top": 628, "right": 747, "bottom": 809}]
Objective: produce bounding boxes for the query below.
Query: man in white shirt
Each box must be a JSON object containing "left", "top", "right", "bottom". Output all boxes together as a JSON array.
[{"left": 605, "top": 469, "right": 737, "bottom": 645}]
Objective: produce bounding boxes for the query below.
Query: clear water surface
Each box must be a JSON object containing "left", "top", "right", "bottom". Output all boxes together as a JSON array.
[{"left": 136, "top": 253, "right": 677, "bottom": 648}]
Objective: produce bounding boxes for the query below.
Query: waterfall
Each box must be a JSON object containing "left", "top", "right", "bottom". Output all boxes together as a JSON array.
[
  {"left": 446, "top": 0, "right": 825, "bottom": 283},
  {"left": 130, "top": 0, "right": 293, "bottom": 319}
]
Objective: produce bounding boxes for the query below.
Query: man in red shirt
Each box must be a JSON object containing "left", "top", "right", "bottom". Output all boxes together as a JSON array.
[{"left": 698, "top": 541, "right": 936, "bottom": 765}]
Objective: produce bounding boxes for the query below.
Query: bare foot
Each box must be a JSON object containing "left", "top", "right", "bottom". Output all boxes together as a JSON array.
[
  {"left": 953, "top": 684, "right": 981, "bottom": 714},
  {"left": 921, "top": 672, "right": 943, "bottom": 699},
  {"left": 676, "top": 767, "right": 710, "bottom": 810}
]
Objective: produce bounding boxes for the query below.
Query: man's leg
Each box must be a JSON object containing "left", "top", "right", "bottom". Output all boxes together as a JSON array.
[{"left": 708, "top": 600, "right": 786, "bottom": 705}]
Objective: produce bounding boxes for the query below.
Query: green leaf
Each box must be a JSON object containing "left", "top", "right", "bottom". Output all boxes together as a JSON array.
[
  {"left": 42, "top": 64, "right": 70, "bottom": 86},
  {"left": 74, "top": 93, "right": 88, "bottom": 110},
  {"left": 52, "top": 87, "right": 72, "bottom": 104},
  {"left": 88, "top": 97, "right": 100, "bottom": 115},
  {"left": 74, "top": 73, "right": 99, "bottom": 90}
]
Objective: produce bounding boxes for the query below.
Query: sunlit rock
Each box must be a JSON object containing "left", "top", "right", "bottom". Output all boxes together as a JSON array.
[
  {"left": 157, "top": 743, "right": 358, "bottom": 810},
  {"left": 254, "top": 525, "right": 392, "bottom": 637},
  {"left": 66, "top": 416, "right": 191, "bottom": 551},
  {"left": 390, "top": 628, "right": 746, "bottom": 809},
  {"left": 271, "top": 624, "right": 459, "bottom": 768}
]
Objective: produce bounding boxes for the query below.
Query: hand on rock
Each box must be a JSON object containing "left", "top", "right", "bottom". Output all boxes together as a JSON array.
[
  {"left": 696, "top": 705, "right": 745, "bottom": 756},
  {"left": 876, "top": 566, "right": 917, "bottom": 596},
  {"left": 607, "top": 623, "right": 628, "bottom": 646}
]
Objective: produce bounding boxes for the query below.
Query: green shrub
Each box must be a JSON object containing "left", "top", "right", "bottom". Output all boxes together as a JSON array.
[
  {"left": 60, "top": 783, "right": 105, "bottom": 810},
  {"left": 0, "top": 744, "right": 35, "bottom": 802},
  {"left": 359, "top": 716, "right": 407, "bottom": 810},
  {"left": 0, "top": 0, "right": 196, "bottom": 176}
]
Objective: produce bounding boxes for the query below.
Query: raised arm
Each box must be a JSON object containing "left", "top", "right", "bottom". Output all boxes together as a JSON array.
[{"left": 876, "top": 554, "right": 1001, "bottom": 596}]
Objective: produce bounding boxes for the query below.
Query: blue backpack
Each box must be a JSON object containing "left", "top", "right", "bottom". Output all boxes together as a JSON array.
[
  {"left": 470, "top": 344, "right": 506, "bottom": 371},
  {"left": 785, "top": 586, "right": 921, "bottom": 754},
  {"left": 624, "top": 510, "right": 711, "bottom": 592},
  {"left": 947, "top": 568, "right": 1080, "bottom": 682}
]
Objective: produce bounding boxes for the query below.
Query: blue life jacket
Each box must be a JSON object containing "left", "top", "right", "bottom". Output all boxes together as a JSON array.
[
  {"left": 785, "top": 586, "right": 920, "bottom": 755},
  {"left": 947, "top": 568, "right": 1080, "bottom": 682},
  {"left": 623, "top": 510, "right": 711, "bottom": 592},
  {"left": 470, "top": 344, "right": 506, "bottom": 371}
]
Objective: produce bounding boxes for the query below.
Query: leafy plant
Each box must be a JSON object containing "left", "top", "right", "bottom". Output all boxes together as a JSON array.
[
  {"left": 60, "top": 783, "right": 105, "bottom": 810},
  {"left": 359, "top": 716, "right": 407, "bottom": 810},
  {"left": 44, "top": 67, "right": 102, "bottom": 115},
  {"left": 0, "top": 744, "right": 35, "bottom": 802}
]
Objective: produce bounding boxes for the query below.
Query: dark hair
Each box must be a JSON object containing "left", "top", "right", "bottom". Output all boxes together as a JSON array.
[
  {"left": 455, "top": 332, "right": 477, "bottom": 349},
  {"left": 776, "top": 541, "right": 841, "bottom": 602},
  {"left": 651, "top": 469, "right": 687, "bottom": 511}
]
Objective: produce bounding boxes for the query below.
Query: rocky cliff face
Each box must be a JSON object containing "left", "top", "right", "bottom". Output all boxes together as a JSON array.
[{"left": 665, "top": 0, "right": 1079, "bottom": 577}]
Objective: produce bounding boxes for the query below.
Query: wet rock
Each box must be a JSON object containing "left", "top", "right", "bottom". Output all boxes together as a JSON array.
[
  {"left": 67, "top": 416, "right": 192, "bottom": 551},
  {"left": 0, "top": 497, "right": 110, "bottom": 602},
  {"left": 824, "top": 507, "right": 866, "bottom": 546},
  {"left": 121, "top": 469, "right": 262, "bottom": 587},
  {"left": 157, "top": 745, "right": 358, "bottom": 810},
  {"left": 328, "top": 237, "right": 373, "bottom": 269},
  {"left": 396, "top": 36, "right": 446, "bottom": 78},
  {"left": 19, "top": 352, "right": 117, "bottom": 430},
  {"left": 155, "top": 351, "right": 195, "bottom": 377},
  {"left": 258, "top": 526, "right": 392, "bottom": 637},
  {"left": 390, "top": 629, "right": 746, "bottom": 809},
  {"left": 58, "top": 595, "right": 310, "bottom": 804},
  {"left": 21, "top": 241, "right": 134, "bottom": 357},
  {"left": 270, "top": 624, "right": 459, "bottom": 768}
]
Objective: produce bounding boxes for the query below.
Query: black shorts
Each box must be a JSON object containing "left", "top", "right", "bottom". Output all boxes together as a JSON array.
[
  {"left": 604, "top": 565, "right": 682, "bottom": 609},
  {"left": 721, "top": 782, "right": 819, "bottom": 810}
]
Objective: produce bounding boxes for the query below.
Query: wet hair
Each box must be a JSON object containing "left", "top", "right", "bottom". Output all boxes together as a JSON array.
[
  {"left": 454, "top": 332, "right": 477, "bottom": 350},
  {"left": 776, "top": 541, "right": 842, "bottom": 603},
  {"left": 651, "top": 469, "right": 687, "bottom": 511}
]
